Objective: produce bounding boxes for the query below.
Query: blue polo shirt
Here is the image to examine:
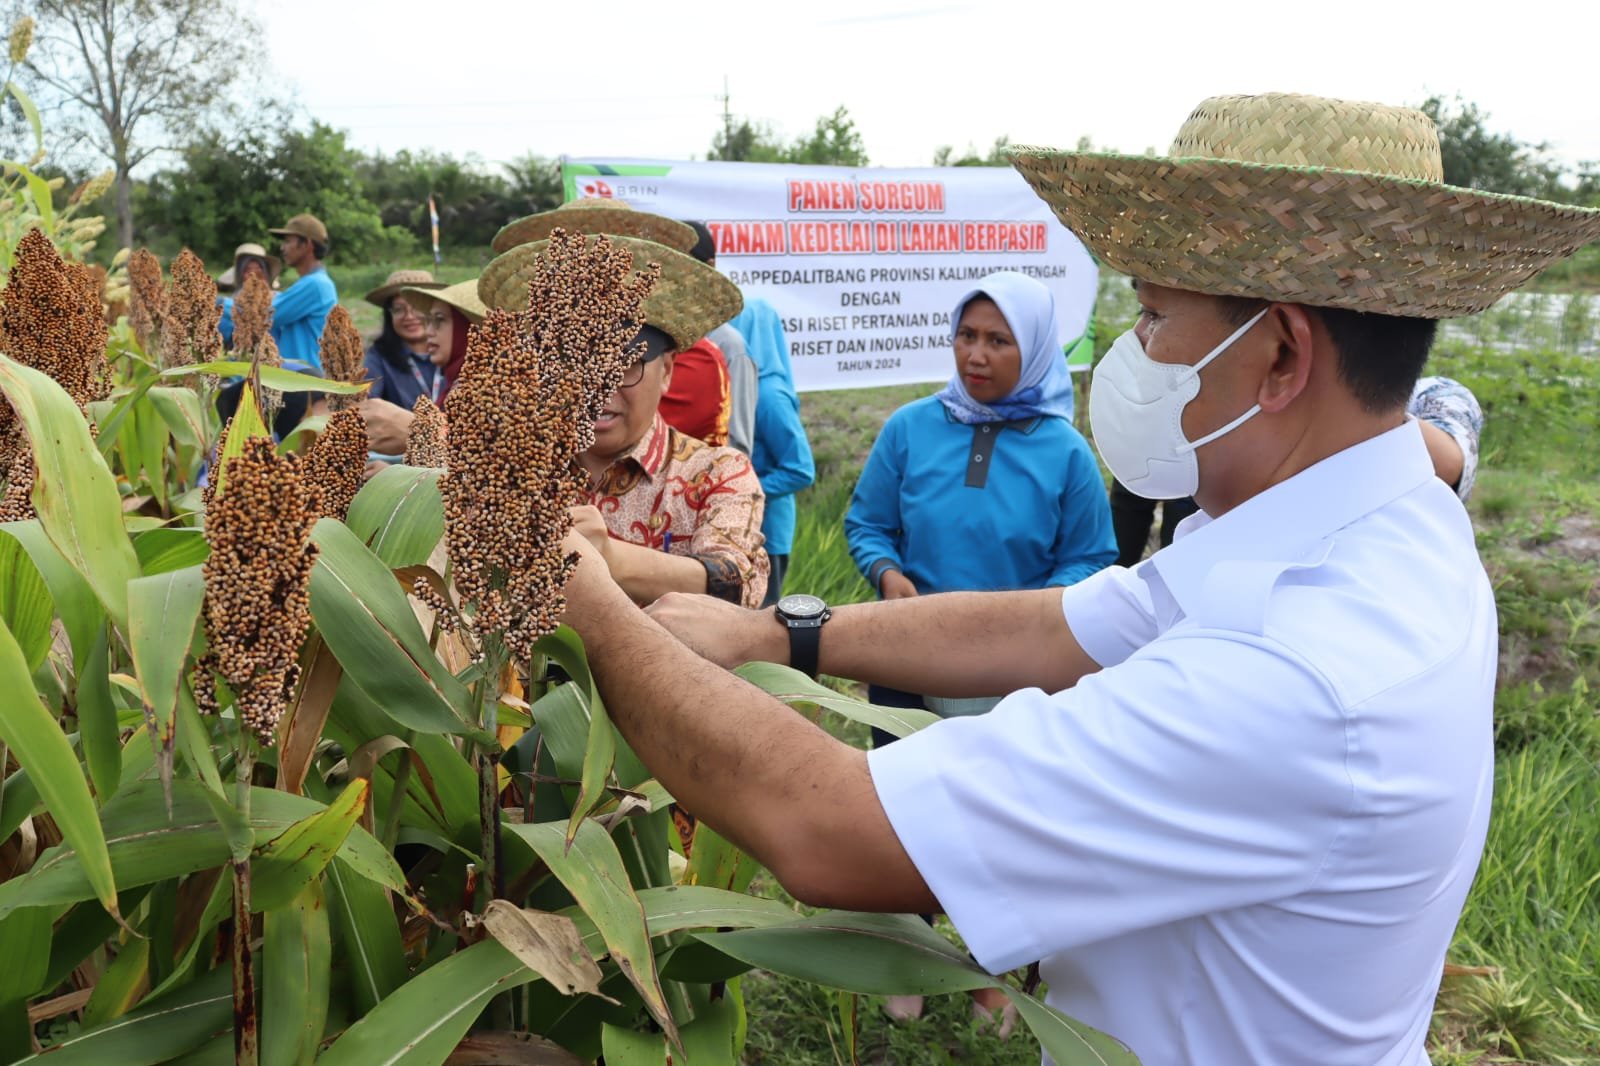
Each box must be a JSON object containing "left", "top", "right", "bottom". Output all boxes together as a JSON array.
[{"left": 219, "top": 267, "right": 338, "bottom": 370}]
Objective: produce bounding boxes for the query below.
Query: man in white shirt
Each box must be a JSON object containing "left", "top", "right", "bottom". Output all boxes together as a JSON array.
[{"left": 557, "top": 93, "right": 1600, "bottom": 1063}]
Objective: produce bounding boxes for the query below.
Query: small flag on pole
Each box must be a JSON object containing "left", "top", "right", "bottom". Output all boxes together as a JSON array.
[{"left": 428, "top": 195, "right": 441, "bottom": 266}]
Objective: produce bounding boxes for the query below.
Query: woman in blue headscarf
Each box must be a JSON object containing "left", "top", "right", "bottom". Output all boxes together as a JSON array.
[{"left": 846, "top": 270, "right": 1116, "bottom": 704}]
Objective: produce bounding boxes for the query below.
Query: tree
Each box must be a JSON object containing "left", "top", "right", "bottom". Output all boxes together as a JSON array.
[
  {"left": 709, "top": 106, "right": 868, "bottom": 167},
  {"left": 1420, "top": 95, "right": 1568, "bottom": 201},
  {"left": 352, "top": 149, "right": 563, "bottom": 252},
  {"left": 20, "top": 0, "right": 256, "bottom": 250},
  {"left": 786, "top": 106, "right": 868, "bottom": 167},
  {"left": 137, "top": 118, "right": 414, "bottom": 266},
  {"left": 933, "top": 135, "right": 1012, "bottom": 167},
  {"left": 709, "top": 117, "right": 788, "bottom": 163},
  {"left": 500, "top": 152, "right": 563, "bottom": 216}
]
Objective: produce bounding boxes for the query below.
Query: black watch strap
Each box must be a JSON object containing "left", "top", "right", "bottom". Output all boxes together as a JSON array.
[{"left": 789, "top": 622, "right": 821, "bottom": 680}]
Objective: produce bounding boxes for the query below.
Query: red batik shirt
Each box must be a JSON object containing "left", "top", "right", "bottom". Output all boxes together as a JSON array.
[{"left": 587, "top": 414, "right": 769, "bottom": 607}]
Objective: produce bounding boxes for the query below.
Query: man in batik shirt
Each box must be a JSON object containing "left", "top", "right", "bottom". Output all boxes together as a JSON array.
[
  {"left": 479, "top": 232, "right": 770, "bottom": 610},
  {"left": 568, "top": 320, "right": 770, "bottom": 609}
]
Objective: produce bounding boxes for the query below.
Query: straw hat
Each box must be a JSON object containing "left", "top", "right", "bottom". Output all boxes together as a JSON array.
[
  {"left": 366, "top": 269, "right": 444, "bottom": 307},
  {"left": 479, "top": 234, "right": 742, "bottom": 352},
  {"left": 490, "top": 199, "right": 698, "bottom": 256},
  {"left": 1007, "top": 93, "right": 1600, "bottom": 318},
  {"left": 216, "top": 242, "right": 282, "bottom": 292},
  {"left": 400, "top": 278, "right": 487, "bottom": 325}
]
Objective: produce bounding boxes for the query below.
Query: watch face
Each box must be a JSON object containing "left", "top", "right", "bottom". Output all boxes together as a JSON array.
[{"left": 777, "top": 594, "right": 827, "bottom": 620}]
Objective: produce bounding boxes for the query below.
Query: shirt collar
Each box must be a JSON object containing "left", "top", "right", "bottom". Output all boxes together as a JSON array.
[
  {"left": 618, "top": 413, "right": 672, "bottom": 480},
  {"left": 1148, "top": 419, "right": 1435, "bottom": 623}
]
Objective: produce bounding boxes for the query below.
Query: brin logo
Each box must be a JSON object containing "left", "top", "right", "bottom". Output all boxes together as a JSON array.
[{"left": 581, "top": 179, "right": 614, "bottom": 199}]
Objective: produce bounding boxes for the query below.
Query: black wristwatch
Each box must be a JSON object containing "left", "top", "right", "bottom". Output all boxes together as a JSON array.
[{"left": 774, "top": 594, "right": 831, "bottom": 679}]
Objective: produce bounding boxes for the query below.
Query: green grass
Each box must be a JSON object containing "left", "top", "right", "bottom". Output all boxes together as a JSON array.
[{"left": 746, "top": 303, "right": 1600, "bottom": 1063}]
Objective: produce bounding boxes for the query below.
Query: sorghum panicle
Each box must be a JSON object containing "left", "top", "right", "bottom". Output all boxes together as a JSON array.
[
  {"left": 405, "top": 396, "right": 447, "bottom": 467},
  {"left": 318, "top": 306, "right": 366, "bottom": 411},
  {"left": 0, "top": 228, "right": 110, "bottom": 410},
  {"left": 200, "top": 436, "right": 319, "bottom": 746},
  {"left": 256, "top": 333, "right": 284, "bottom": 421},
  {"left": 230, "top": 271, "right": 273, "bottom": 358},
  {"left": 0, "top": 229, "right": 110, "bottom": 496},
  {"left": 0, "top": 450, "right": 34, "bottom": 522},
  {"left": 520, "top": 228, "right": 657, "bottom": 457},
  {"left": 304, "top": 408, "right": 367, "bottom": 522},
  {"left": 159, "top": 250, "right": 222, "bottom": 371},
  {"left": 127, "top": 248, "right": 165, "bottom": 354},
  {"left": 440, "top": 230, "right": 656, "bottom": 658}
]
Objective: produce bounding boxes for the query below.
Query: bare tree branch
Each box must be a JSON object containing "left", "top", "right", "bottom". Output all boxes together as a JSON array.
[{"left": 19, "top": 0, "right": 251, "bottom": 246}]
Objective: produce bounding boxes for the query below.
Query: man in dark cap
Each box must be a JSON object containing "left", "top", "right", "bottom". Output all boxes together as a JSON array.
[{"left": 220, "top": 213, "right": 338, "bottom": 372}]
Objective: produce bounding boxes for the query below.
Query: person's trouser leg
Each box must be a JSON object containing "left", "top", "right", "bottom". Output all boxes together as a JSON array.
[
  {"left": 868, "top": 684, "right": 927, "bottom": 750},
  {"left": 761, "top": 554, "right": 789, "bottom": 609},
  {"left": 1158, "top": 496, "right": 1200, "bottom": 549},
  {"left": 1109, "top": 478, "right": 1159, "bottom": 567}
]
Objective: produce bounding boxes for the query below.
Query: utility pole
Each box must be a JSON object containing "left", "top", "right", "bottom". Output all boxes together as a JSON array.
[{"left": 717, "top": 75, "right": 732, "bottom": 159}]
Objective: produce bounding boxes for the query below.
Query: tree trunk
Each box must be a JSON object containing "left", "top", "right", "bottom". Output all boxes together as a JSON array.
[{"left": 115, "top": 164, "right": 133, "bottom": 251}]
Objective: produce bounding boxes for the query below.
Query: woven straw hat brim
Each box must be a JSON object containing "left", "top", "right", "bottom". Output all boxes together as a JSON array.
[
  {"left": 230, "top": 244, "right": 282, "bottom": 281},
  {"left": 366, "top": 275, "right": 445, "bottom": 307},
  {"left": 1008, "top": 148, "right": 1600, "bottom": 318},
  {"left": 479, "top": 235, "right": 742, "bottom": 352},
  {"left": 400, "top": 279, "right": 486, "bottom": 325},
  {"left": 490, "top": 205, "right": 698, "bottom": 256}
]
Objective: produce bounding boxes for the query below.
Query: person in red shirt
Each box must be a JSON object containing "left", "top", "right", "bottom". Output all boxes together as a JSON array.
[{"left": 657, "top": 335, "right": 732, "bottom": 445}]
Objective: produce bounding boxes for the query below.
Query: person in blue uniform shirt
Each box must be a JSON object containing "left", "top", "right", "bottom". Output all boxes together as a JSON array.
[{"left": 219, "top": 213, "right": 338, "bottom": 372}]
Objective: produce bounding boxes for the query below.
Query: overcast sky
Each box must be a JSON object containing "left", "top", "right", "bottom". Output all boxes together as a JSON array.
[{"left": 259, "top": 0, "right": 1598, "bottom": 176}]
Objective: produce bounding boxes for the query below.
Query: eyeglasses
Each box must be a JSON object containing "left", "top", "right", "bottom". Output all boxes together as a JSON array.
[
  {"left": 618, "top": 352, "right": 665, "bottom": 389},
  {"left": 391, "top": 301, "right": 423, "bottom": 320}
]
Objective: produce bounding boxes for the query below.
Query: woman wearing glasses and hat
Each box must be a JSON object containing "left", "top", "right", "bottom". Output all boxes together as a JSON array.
[
  {"left": 360, "top": 279, "right": 484, "bottom": 458},
  {"left": 360, "top": 269, "right": 446, "bottom": 410}
]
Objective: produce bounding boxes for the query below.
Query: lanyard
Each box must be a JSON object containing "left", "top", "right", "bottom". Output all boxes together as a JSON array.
[{"left": 407, "top": 358, "right": 442, "bottom": 404}]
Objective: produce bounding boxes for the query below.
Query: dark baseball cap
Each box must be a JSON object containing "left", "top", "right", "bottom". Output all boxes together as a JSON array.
[{"left": 268, "top": 213, "right": 329, "bottom": 244}]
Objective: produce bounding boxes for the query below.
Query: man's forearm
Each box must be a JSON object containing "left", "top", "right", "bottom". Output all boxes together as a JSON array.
[
  {"left": 567, "top": 574, "right": 936, "bottom": 913},
  {"left": 607, "top": 540, "right": 708, "bottom": 604},
  {"left": 815, "top": 588, "right": 1099, "bottom": 697}
]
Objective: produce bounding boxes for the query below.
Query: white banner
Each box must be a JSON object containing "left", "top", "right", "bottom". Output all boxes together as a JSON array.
[{"left": 563, "top": 158, "right": 1098, "bottom": 393}]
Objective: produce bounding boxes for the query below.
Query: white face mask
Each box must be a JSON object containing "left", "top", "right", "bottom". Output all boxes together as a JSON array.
[{"left": 1089, "top": 307, "right": 1269, "bottom": 500}]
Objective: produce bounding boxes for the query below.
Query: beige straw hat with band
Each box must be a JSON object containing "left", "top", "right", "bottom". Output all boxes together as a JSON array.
[
  {"left": 399, "top": 279, "right": 487, "bottom": 326},
  {"left": 490, "top": 199, "right": 699, "bottom": 256},
  {"left": 479, "top": 233, "right": 742, "bottom": 352},
  {"left": 366, "top": 269, "right": 444, "bottom": 307},
  {"left": 217, "top": 243, "right": 282, "bottom": 291},
  {"left": 1008, "top": 93, "right": 1600, "bottom": 319}
]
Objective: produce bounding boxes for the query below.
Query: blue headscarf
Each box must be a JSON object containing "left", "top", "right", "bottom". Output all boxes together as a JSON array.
[{"left": 934, "top": 271, "right": 1074, "bottom": 424}]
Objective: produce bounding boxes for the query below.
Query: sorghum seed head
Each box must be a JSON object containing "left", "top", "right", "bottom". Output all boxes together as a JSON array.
[
  {"left": 200, "top": 436, "right": 319, "bottom": 746},
  {"left": 230, "top": 270, "right": 273, "bottom": 358},
  {"left": 0, "top": 230, "right": 110, "bottom": 476},
  {"left": 7, "top": 17, "right": 33, "bottom": 64},
  {"left": 439, "top": 230, "right": 655, "bottom": 659},
  {"left": 304, "top": 408, "right": 367, "bottom": 522},
  {"left": 0, "top": 449, "right": 35, "bottom": 522},
  {"left": 405, "top": 396, "right": 448, "bottom": 467},
  {"left": 127, "top": 249, "right": 164, "bottom": 353},
  {"left": 318, "top": 306, "right": 366, "bottom": 411},
  {"left": 159, "top": 250, "right": 222, "bottom": 371}
]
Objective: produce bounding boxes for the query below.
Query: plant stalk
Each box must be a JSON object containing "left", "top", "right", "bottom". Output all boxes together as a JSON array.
[
  {"left": 231, "top": 742, "right": 257, "bottom": 1066},
  {"left": 380, "top": 749, "right": 413, "bottom": 852}
]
